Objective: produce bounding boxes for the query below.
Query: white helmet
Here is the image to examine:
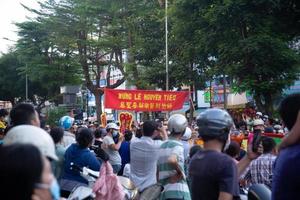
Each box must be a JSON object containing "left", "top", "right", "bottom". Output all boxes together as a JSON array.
[
  {"left": 3, "top": 125, "right": 58, "bottom": 160},
  {"left": 106, "top": 123, "right": 119, "bottom": 130},
  {"left": 253, "top": 119, "right": 264, "bottom": 126},
  {"left": 256, "top": 112, "right": 263, "bottom": 117},
  {"left": 182, "top": 127, "right": 192, "bottom": 141},
  {"left": 168, "top": 114, "right": 188, "bottom": 134},
  {"left": 274, "top": 124, "right": 282, "bottom": 130}
]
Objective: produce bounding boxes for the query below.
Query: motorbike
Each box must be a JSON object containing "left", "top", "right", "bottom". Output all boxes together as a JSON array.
[
  {"left": 67, "top": 162, "right": 138, "bottom": 200},
  {"left": 240, "top": 184, "right": 271, "bottom": 200},
  {"left": 247, "top": 184, "right": 271, "bottom": 200}
]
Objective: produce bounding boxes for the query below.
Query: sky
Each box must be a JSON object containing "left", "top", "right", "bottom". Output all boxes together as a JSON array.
[{"left": 0, "top": 0, "right": 41, "bottom": 54}]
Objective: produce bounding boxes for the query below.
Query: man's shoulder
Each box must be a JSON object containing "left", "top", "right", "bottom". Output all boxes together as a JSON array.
[
  {"left": 191, "top": 150, "right": 234, "bottom": 165},
  {"left": 160, "top": 139, "right": 182, "bottom": 148},
  {"left": 277, "top": 144, "right": 300, "bottom": 164},
  {"left": 281, "top": 144, "right": 300, "bottom": 153},
  {"left": 189, "top": 150, "right": 237, "bottom": 178},
  {"left": 56, "top": 145, "right": 66, "bottom": 153},
  {"left": 64, "top": 131, "right": 75, "bottom": 137},
  {"left": 103, "top": 135, "right": 112, "bottom": 140},
  {"left": 131, "top": 137, "right": 162, "bottom": 147}
]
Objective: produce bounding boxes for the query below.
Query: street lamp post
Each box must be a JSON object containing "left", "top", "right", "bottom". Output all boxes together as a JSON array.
[
  {"left": 165, "top": 0, "right": 169, "bottom": 91},
  {"left": 26, "top": 65, "right": 28, "bottom": 102}
]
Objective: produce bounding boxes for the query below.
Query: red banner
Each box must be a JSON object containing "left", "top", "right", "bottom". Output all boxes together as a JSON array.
[{"left": 104, "top": 89, "right": 189, "bottom": 111}]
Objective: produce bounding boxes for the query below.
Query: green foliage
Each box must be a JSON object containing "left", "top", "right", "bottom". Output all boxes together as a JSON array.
[
  {"left": 122, "top": 0, "right": 166, "bottom": 89},
  {"left": 170, "top": 0, "right": 300, "bottom": 114},
  {"left": 46, "top": 106, "right": 67, "bottom": 127},
  {"left": 23, "top": 0, "right": 130, "bottom": 122},
  {"left": 0, "top": 52, "right": 26, "bottom": 104},
  {"left": 15, "top": 19, "right": 81, "bottom": 104},
  {"left": 4, "top": 0, "right": 300, "bottom": 117}
]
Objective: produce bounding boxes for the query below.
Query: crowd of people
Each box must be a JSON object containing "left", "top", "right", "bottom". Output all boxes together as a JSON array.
[{"left": 0, "top": 93, "right": 299, "bottom": 200}]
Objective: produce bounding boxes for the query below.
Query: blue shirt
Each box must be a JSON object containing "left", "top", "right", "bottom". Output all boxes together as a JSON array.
[
  {"left": 189, "top": 150, "right": 239, "bottom": 200},
  {"left": 272, "top": 144, "right": 300, "bottom": 200},
  {"left": 119, "top": 141, "right": 130, "bottom": 165},
  {"left": 62, "top": 143, "right": 101, "bottom": 184}
]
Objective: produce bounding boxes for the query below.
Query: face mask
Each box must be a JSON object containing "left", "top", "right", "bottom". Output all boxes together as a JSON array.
[
  {"left": 49, "top": 178, "right": 60, "bottom": 200},
  {"left": 112, "top": 130, "right": 118, "bottom": 137},
  {"left": 35, "top": 178, "right": 60, "bottom": 200}
]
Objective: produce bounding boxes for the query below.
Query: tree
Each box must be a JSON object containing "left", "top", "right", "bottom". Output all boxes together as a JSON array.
[
  {"left": 0, "top": 51, "right": 27, "bottom": 104},
  {"left": 170, "top": 0, "right": 300, "bottom": 115},
  {"left": 19, "top": 0, "right": 130, "bottom": 122},
  {"left": 123, "top": 0, "right": 208, "bottom": 90},
  {"left": 122, "top": 0, "right": 166, "bottom": 89},
  {"left": 16, "top": 20, "right": 81, "bottom": 108}
]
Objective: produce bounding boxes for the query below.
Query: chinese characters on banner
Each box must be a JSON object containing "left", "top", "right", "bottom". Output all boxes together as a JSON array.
[
  {"left": 119, "top": 112, "right": 133, "bottom": 133},
  {"left": 104, "top": 89, "right": 189, "bottom": 111}
]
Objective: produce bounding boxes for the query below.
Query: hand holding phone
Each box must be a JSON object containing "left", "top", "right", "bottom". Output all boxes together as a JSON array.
[{"left": 252, "top": 129, "right": 262, "bottom": 153}]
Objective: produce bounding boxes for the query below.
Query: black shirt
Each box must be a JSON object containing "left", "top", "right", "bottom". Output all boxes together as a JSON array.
[{"left": 189, "top": 150, "right": 240, "bottom": 200}]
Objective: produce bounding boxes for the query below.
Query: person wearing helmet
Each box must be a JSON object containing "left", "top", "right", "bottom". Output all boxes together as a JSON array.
[
  {"left": 247, "top": 118, "right": 265, "bottom": 148},
  {"left": 181, "top": 127, "right": 192, "bottom": 162},
  {"left": 3, "top": 125, "right": 58, "bottom": 161},
  {"left": 253, "top": 118, "right": 265, "bottom": 131},
  {"left": 189, "top": 108, "right": 261, "bottom": 200},
  {"left": 256, "top": 112, "right": 263, "bottom": 119},
  {"left": 59, "top": 115, "right": 76, "bottom": 148},
  {"left": 157, "top": 114, "right": 191, "bottom": 200},
  {"left": 102, "top": 122, "right": 124, "bottom": 174}
]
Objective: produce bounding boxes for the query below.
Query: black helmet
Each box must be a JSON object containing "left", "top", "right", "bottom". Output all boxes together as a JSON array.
[{"left": 197, "top": 108, "right": 233, "bottom": 139}]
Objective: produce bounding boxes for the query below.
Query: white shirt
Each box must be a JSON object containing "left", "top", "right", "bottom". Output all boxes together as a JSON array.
[
  {"left": 103, "top": 135, "right": 122, "bottom": 165},
  {"left": 130, "top": 136, "right": 163, "bottom": 191},
  {"left": 123, "top": 163, "right": 131, "bottom": 177},
  {"left": 62, "top": 131, "right": 76, "bottom": 148},
  {"left": 181, "top": 140, "right": 191, "bottom": 162}
]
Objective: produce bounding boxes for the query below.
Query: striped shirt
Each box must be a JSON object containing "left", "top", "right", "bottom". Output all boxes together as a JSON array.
[
  {"left": 245, "top": 153, "right": 277, "bottom": 188},
  {"left": 157, "top": 138, "right": 191, "bottom": 200}
]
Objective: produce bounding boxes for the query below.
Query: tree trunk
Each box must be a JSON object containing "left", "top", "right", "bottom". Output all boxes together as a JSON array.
[
  {"left": 254, "top": 93, "right": 265, "bottom": 113},
  {"left": 94, "top": 90, "right": 103, "bottom": 124}
]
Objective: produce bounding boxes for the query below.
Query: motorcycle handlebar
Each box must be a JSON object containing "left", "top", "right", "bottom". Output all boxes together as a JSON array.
[{"left": 70, "top": 162, "right": 98, "bottom": 179}]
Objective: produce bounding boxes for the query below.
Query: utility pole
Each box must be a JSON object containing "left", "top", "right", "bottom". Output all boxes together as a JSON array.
[
  {"left": 210, "top": 80, "right": 213, "bottom": 108},
  {"left": 165, "top": 0, "right": 169, "bottom": 91},
  {"left": 223, "top": 74, "right": 227, "bottom": 109},
  {"left": 26, "top": 64, "right": 28, "bottom": 102}
]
